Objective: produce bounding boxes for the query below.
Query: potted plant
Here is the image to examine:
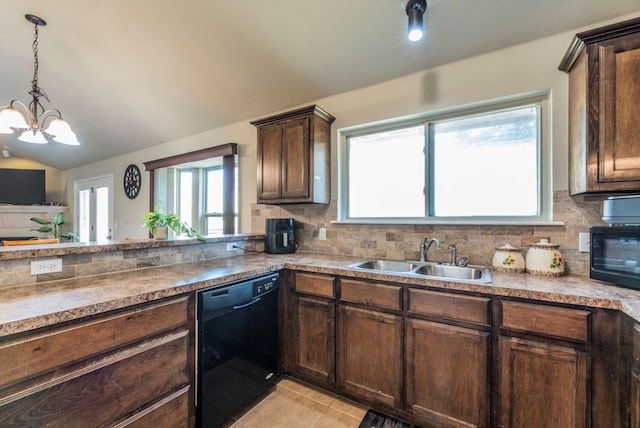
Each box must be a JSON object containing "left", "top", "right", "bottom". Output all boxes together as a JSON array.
[
  {"left": 142, "top": 204, "right": 205, "bottom": 241},
  {"left": 31, "top": 213, "right": 79, "bottom": 242}
]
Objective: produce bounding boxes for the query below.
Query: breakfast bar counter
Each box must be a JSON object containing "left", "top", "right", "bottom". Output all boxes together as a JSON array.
[{"left": 1, "top": 251, "right": 639, "bottom": 338}]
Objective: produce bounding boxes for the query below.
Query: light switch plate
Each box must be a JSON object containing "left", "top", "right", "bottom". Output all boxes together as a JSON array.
[
  {"left": 578, "top": 233, "right": 590, "bottom": 253},
  {"left": 30, "top": 258, "right": 62, "bottom": 275}
]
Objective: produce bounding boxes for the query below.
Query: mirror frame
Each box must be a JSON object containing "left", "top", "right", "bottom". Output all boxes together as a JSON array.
[{"left": 143, "top": 143, "right": 238, "bottom": 234}]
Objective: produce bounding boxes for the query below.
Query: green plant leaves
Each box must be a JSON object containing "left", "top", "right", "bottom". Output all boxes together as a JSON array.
[{"left": 30, "top": 217, "right": 51, "bottom": 225}]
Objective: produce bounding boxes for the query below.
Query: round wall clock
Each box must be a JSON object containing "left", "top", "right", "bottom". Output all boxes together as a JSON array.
[{"left": 123, "top": 164, "right": 141, "bottom": 199}]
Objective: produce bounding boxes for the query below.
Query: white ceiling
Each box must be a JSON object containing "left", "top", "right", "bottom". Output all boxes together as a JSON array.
[{"left": 1, "top": 1, "right": 639, "bottom": 170}]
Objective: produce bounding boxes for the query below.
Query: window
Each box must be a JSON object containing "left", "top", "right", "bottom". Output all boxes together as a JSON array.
[
  {"left": 144, "top": 143, "right": 239, "bottom": 235},
  {"left": 340, "top": 93, "right": 550, "bottom": 223},
  {"left": 204, "top": 166, "right": 238, "bottom": 234}
]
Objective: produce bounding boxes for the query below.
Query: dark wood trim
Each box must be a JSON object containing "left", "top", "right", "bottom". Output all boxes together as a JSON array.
[
  {"left": 559, "top": 16, "right": 640, "bottom": 72},
  {"left": 142, "top": 143, "right": 238, "bottom": 171},
  {"left": 143, "top": 143, "right": 238, "bottom": 234},
  {"left": 222, "top": 154, "right": 235, "bottom": 234},
  {"left": 250, "top": 105, "right": 335, "bottom": 127}
]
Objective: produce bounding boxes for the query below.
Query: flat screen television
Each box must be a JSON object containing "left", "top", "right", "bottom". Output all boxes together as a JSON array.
[{"left": 0, "top": 168, "right": 46, "bottom": 205}]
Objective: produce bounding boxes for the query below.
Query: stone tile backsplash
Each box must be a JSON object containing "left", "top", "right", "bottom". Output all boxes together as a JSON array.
[{"left": 252, "top": 190, "right": 608, "bottom": 277}]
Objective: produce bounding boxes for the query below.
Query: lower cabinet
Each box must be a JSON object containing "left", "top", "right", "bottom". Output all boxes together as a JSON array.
[
  {"left": 284, "top": 271, "right": 626, "bottom": 428},
  {"left": 0, "top": 296, "right": 193, "bottom": 427},
  {"left": 290, "top": 272, "right": 336, "bottom": 387},
  {"left": 498, "top": 300, "right": 594, "bottom": 427},
  {"left": 499, "top": 337, "right": 589, "bottom": 427},
  {"left": 405, "top": 318, "right": 490, "bottom": 427},
  {"left": 337, "top": 305, "right": 403, "bottom": 408},
  {"left": 631, "top": 323, "right": 640, "bottom": 428},
  {"left": 295, "top": 296, "right": 336, "bottom": 385}
]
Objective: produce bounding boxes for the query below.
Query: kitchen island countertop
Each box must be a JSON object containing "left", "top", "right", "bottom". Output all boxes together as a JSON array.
[{"left": 1, "top": 252, "right": 639, "bottom": 338}]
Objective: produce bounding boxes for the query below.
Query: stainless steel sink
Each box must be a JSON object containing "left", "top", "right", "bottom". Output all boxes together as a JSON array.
[
  {"left": 413, "top": 264, "right": 489, "bottom": 282},
  {"left": 348, "top": 259, "right": 492, "bottom": 283},
  {"left": 349, "top": 259, "right": 419, "bottom": 272}
]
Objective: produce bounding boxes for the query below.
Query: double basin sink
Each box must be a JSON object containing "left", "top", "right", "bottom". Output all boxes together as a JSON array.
[{"left": 348, "top": 259, "right": 492, "bottom": 284}]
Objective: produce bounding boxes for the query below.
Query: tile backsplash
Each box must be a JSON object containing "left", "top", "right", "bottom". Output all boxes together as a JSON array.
[{"left": 252, "top": 190, "right": 608, "bottom": 277}]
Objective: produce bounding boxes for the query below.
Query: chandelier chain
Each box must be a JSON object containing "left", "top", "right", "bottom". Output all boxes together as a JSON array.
[{"left": 32, "top": 22, "right": 39, "bottom": 92}]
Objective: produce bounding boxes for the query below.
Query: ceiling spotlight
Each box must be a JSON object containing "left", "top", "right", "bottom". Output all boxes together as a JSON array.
[
  {"left": 406, "top": 0, "right": 427, "bottom": 42},
  {"left": 0, "top": 15, "right": 79, "bottom": 146}
]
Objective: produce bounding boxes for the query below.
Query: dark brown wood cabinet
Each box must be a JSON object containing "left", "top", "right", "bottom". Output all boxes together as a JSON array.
[
  {"left": 406, "top": 318, "right": 490, "bottom": 428},
  {"left": 631, "top": 323, "right": 640, "bottom": 428},
  {"left": 498, "top": 300, "right": 594, "bottom": 427},
  {"left": 559, "top": 17, "right": 640, "bottom": 194},
  {"left": 406, "top": 288, "right": 491, "bottom": 428},
  {"left": 337, "top": 305, "right": 403, "bottom": 408},
  {"left": 251, "top": 105, "right": 335, "bottom": 204},
  {"left": 290, "top": 273, "right": 336, "bottom": 387},
  {"left": 499, "top": 337, "right": 589, "bottom": 427},
  {"left": 0, "top": 297, "right": 193, "bottom": 427},
  {"left": 283, "top": 272, "right": 627, "bottom": 427}
]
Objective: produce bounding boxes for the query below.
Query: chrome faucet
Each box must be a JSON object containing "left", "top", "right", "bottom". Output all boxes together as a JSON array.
[
  {"left": 448, "top": 245, "right": 457, "bottom": 265},
  {"left": 419, "top": 237, "right": 441, "bottom": 262}
]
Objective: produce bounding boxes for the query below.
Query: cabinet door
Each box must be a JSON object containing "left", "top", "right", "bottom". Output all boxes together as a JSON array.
[
  {"left": 632, "top": 369, "right": 640, "bottom": 428},
  {"left": 337, "top": 305, "right": 402, "bottom": 408},
  {"left": 499, "top": 336, "right": 589, "bottom": 427},
  {"left": 257, "top": 123, "right": 282, "bottom": 201},
  {"left": 598, "top": 33, "right": 640, "bottom": 186},
  {"left": 281, "top": 117, "right": 310, "bottom": 200},
  {"left": 295, "top": 296, "right": 335, "bottom": 385},
  {"left": 405, "top": 318, "right": 489, "bottom": 428}
]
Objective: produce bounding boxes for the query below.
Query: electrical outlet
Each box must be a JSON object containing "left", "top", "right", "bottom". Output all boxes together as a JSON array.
[
  {"left": 318, "top": 227, "right": 327, "bottom": 241},
  {"left": 578, "top": 233, "right": 590, "bottom": 253},
  {"left": 30, "top": 258, "right": 62, "bottom": 275},
  {"left": 226, "top": 242, "right": 237, "bottom": 251}
]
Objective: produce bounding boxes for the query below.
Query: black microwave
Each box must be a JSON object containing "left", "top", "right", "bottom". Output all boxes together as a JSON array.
[{"left": 590, "top": 226, "right": 640, "bottom": 289}]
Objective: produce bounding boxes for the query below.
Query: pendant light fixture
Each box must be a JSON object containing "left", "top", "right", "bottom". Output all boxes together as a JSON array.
[
  {"left": 406, "top": 0, "right": 428, "bottom": 42},
  {"left": 0, "top": 14, "right": 79, "bottom": 146}
]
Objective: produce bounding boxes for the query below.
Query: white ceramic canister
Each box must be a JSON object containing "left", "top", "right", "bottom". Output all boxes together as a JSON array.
[
  {"left": 492, "top": 244, "right": 526, "bottom": 273},
  {"left": 525, "top": 238, "right": 564, "bottom": 276}
]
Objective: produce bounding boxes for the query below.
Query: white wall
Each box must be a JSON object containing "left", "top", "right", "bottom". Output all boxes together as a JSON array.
[{"left": 63, "top": 13, "right": 636, "bottom": 240}]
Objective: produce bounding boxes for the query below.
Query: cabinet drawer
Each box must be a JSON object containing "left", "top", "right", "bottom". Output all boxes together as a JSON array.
[
  {"left": 0, "top": 297, "right": 188, "bottom": 390},
  {"left": 501, "top": 301, "right": 590, "bottom": 342},
  {"left": 408, "top": 288, "right": 490, "bottom": 326},
  {"left": 295, "top": 273, "right": 335, "bottom": 298},
  {"left": 115, "top": 386, "right": 189, "bottom": 428},
  {"left": 0, "top": 331, "right": 189, "bottom": 427},
  {"left": 340, "top": 279, "right": 402, "bottom": 311}
]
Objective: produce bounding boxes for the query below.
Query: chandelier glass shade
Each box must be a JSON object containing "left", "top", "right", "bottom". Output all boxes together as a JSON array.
[{"left": 0, "top": 14, "right": 79, "bottom": 146}]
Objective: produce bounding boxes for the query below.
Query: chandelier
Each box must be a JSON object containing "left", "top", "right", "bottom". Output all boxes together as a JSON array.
[{"left": 0, "top": 14, "right": 79, "bottom": 146}]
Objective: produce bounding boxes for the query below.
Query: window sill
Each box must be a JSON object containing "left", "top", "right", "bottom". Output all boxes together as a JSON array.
[{"left": 331, "top": 219, "right": 565, "bottom": 226}]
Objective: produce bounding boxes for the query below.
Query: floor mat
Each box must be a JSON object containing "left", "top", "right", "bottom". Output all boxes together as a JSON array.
[{"left": 358, "top": 409, "right": 416, "bottom": 428}]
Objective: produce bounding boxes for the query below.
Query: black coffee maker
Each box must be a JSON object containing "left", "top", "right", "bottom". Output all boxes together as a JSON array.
[{"left": 265, "top": 218, "right": 296, "bottom": 254}]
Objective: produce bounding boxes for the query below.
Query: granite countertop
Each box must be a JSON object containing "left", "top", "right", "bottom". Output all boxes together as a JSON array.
[{"left": 1, "top": 252, "right": 639, "bottom": 338}]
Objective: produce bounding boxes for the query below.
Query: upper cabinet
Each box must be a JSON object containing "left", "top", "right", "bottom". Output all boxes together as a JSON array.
[
  {"left": 559, "top": 17, "right": 640, "bottom": 195},
  {"left": 251, "top": 105, "right": 335, "bottom": 204}
]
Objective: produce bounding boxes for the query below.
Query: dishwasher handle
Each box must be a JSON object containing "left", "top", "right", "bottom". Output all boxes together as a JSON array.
[{"left": 232, "top": 296, "right": 261, "bottom": 310}]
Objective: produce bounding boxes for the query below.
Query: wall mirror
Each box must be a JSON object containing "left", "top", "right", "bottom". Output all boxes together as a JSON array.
[{"left": 144, "top": 143, "right": 238, "bottom": 235}]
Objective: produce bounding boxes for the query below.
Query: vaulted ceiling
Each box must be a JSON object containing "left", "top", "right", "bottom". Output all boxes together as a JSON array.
[{"left": 1, "top": 0, "right": 639, "bottom": 170}]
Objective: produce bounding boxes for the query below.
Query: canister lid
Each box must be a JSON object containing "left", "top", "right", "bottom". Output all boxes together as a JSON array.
[
  {"left": 529, "top": 238, "right": 559, "bottom": 249},
  {"left": 495, "top": 244, "right": 521, "bottom": 251}
]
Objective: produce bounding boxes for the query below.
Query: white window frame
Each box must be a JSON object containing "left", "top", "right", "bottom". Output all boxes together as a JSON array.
[{"left": 337, "top": 91, "right": 559, "bottom": 225}]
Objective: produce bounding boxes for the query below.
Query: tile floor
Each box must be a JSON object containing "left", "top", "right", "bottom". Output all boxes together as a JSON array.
[{"left": 229, "top": 377, "right": 367, "bottom": 428}]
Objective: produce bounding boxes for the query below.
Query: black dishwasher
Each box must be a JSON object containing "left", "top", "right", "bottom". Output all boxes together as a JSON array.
[{"left": 196, "top": 273, "right": 279, "bottom": 428}]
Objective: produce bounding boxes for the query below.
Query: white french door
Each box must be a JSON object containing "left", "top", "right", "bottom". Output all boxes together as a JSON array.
[{"left": 74, "top": 175, "right": 113, "bottom": 242}]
